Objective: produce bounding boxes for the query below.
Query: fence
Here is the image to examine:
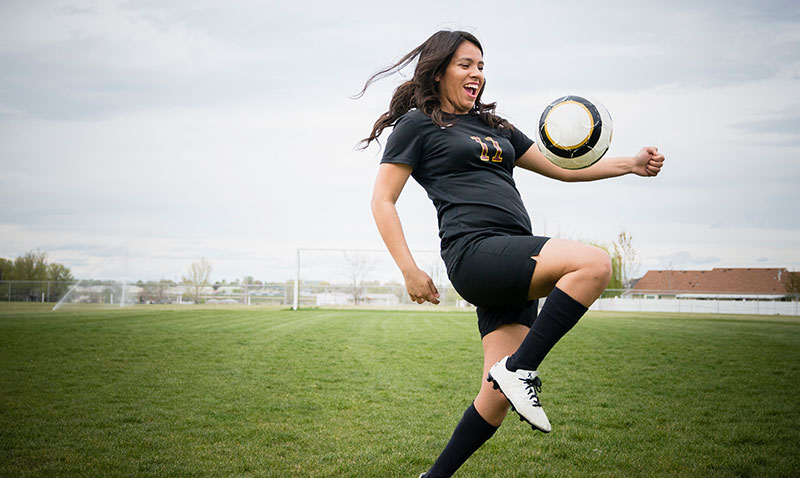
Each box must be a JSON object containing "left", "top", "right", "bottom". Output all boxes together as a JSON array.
[
  {"left": 0, "top": 280, "right": 445, "bottom": 308},
  {"left": 1, "top": 280, "right": 74, "bottom": 303},
  {"left": 0, "top": 281, "right": 292, "bottom": 307},
  {"left": 1, "top": 281, "right": 798, "bottom": 316},
  {"left": 592, "top": 295, "right": 800, "bottom": 316}
]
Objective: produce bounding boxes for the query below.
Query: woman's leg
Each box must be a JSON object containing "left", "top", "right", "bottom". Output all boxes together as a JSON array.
[
  {"left": 527, "top": 238, "right": 613, "bottom": 306},
  {"left": 487, "top": 239, "right": 612, "bottom": 432},
  {"left": 507, "top": 238, "right": 611, "bottom": 371},
  {"left": 474, "top": 323, "right": 530, "bottom": 425},
  {"left": 423, "top": 324, "right": 528, "bottom": 478}
]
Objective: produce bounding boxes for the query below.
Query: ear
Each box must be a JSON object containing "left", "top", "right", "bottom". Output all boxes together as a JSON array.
[{"left": 434, "top": 74, "right": 440, "bottom": 82}]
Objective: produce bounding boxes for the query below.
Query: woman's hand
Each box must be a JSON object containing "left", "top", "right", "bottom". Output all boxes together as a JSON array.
[
  {"left": 631, "top": 146, "right": 665, "bottom": 177},
  {"left": 372, "top": 163, "right": 441, "bottom": 306},
  {"left": 403, "top": 267, "right": 440, "bottom": 304},
  {"left": 516, "top": 143, "right": 665, "bottom": 182}
]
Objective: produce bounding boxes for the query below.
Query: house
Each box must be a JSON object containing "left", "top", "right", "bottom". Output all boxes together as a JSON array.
[{"left": 631, "top": 268, "right": 795, "bottom": 300}]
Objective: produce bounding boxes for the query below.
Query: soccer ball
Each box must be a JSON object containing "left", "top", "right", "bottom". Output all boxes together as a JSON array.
[{"left": 535, "top": 95, "right": 613, "bottom": 170}]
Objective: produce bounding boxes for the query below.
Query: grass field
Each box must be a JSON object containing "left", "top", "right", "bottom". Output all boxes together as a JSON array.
[{"left": 1, "top": 304, "right": 798, "bottom": 477}]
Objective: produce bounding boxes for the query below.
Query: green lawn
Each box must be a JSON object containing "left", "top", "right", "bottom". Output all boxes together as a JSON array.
[{"left": 1, "top": 304, "right": 798, "bottom": 477}]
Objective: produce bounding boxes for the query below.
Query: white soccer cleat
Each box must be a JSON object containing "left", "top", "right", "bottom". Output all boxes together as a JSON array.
[{"left": 487, "top": 356, "right": 552, "bottom": 433}]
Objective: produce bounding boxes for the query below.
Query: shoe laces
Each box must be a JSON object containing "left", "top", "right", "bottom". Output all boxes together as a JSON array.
[{"left": 519, "top": 374, "right": 542, "bottom": 407}]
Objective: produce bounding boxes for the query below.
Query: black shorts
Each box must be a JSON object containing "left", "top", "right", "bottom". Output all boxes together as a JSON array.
[{"left": 447, "top": 235, "right": 550, "bottom": 338}]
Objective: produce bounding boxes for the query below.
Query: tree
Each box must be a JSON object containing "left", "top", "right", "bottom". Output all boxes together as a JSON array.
[
  {"left": 423, "top": 256, "right": 446, "bottom": 287},
  {"left": 0, "top": 258, "right": 12, "bottom": 300},
  {"left": 142, "top": 282, "right": 169, "bottom": 304},
  {"left": 47, "top": 262, "right": 75, "bottom": 302},
  {"left": 47, "top": 263, "right": 74, "bottom": 282},
  {"left": 13, "top": 250, "right": 48, "bottom": 301},
  {"left": 786, "top": 270, "right": 800, "bottom": 297},
  {"left": 612, "top": 230, "right": 640, "bottom": 289},
  {"left": 342, "top": 251, "right": 372, "bottom": 306},
  {"left": 0, "top": 258, "right": 12, "bottom": 281},
  {"left": 183, "top": 258, "right": 212, "bottom": 304},
  {"left": 2, "top": 250, "right": 73, "bottom": 302},
  {"left": 13, "top": 250, "right": 48, "bottom": 281}
]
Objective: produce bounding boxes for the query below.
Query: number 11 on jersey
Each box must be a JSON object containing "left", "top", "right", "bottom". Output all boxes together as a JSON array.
[{"left": 470, "top": 136, "right": 503, "bottom": 163}]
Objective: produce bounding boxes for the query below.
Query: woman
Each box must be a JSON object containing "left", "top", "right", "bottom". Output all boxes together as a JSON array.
[{"left": 359, "top": 30, "right": 664, "bottom": 477}]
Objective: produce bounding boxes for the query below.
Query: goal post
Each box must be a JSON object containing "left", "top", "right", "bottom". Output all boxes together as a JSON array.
[{"left": 293, "top": 248, "right": 300, "bottom": 311}]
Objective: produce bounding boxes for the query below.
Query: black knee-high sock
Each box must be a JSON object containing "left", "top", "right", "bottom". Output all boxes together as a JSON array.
[
  {"left": 506, "top": 287, "right": 588, "bottom": 372},
  {"left": 425, "top": 403, "right": 498, "bottom": 478}
]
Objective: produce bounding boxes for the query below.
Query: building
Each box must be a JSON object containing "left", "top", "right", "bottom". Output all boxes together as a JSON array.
[
  {"left": 315, "top": 292, "right": 400, "bottom": 307},
  {"left": 631, "top": 268, "right": 796, "bottom": 300}
]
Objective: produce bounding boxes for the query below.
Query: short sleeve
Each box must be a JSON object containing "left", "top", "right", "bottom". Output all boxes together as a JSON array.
[
  {"left": 380, "top": 113, "right": 423, "bottom": 170},
  {"left": 507, "top": 125, "right": 535, "bottom": 159}
]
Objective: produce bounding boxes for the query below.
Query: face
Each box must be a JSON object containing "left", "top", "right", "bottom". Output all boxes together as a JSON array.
[{"left": 435, "top": 41, "right": 484, "bottom": 115}]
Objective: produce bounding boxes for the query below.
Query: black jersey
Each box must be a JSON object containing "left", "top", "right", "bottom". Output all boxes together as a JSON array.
[{"left": 381, "top": 109, "right": 535, "bottom": 268}]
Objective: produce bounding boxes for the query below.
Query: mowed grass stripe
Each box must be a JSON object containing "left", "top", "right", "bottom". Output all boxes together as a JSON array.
[{"left": 1, "top": 304, "right": 798, "bottom": 477}]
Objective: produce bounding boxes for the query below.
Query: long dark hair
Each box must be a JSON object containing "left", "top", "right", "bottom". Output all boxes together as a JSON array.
[{"left": 355, "top": 30, "right": 512, "bottom": 149}]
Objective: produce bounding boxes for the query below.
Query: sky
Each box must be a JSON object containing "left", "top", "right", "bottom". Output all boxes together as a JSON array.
[{"left": 1, "top": 0, "right": 798, "bottom": 284}]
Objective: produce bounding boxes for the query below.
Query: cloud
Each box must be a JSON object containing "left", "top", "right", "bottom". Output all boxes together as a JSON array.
[
  {"left": 730, "top": 109, "right": 800, "bottom": 145},
  {"left": 1, "top": 0, "right": 799, "bottom": 282},
  {"left": 657, "top": 251, "right": 721, "bottom": 268}
]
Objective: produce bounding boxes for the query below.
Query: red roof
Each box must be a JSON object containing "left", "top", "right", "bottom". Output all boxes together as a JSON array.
[{"left": 633, "top": 268, "right": 791, "bottom": 294}]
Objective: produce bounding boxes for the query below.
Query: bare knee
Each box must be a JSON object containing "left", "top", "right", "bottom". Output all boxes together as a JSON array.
[
  {"left": 556, "top": 245, "right": 612, "bottom": 302},
  {"left": 569, "top": 245, "right": 612, "bottom": 284},
  {"left": 589, "top": 247, "right": 613, "bottom": 289},
  {"left": 530, "top": 239, "right": 613, "bottom": 301},
  {"left": 565, "top": 247, "right": 611, "bottom": 302}
]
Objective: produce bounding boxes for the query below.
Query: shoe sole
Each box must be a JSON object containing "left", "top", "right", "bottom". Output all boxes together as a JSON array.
[{"left": 487, "top": 373, "right": 551, "bottom": 433}]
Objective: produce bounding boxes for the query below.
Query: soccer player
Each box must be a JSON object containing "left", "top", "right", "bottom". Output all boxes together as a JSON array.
[{"left": 358, "top": 30, "right": 664, "bottom": 477}]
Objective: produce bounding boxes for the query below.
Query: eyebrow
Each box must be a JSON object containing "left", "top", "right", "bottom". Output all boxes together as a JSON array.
[{"left": 456, "top": 57, "right": 484, "bottom": 65}]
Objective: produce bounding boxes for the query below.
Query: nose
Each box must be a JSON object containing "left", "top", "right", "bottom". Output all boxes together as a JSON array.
[{"left": 470, "top": 65, "right": 483, "bottom": 80}]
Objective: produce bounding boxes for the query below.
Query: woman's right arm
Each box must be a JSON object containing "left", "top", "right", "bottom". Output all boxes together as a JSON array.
[{"left": 371, "top": 163, "right": 440, "bottom": 305}]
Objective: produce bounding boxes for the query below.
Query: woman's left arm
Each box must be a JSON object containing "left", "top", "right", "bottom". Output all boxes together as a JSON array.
[{"left": 515, "top": 144, "right": 665, "bottom": 182}]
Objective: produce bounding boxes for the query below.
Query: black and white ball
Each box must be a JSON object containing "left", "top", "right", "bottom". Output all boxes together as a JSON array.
[{"left": 535, "top": 95, "right": 613, "bottom": 170}]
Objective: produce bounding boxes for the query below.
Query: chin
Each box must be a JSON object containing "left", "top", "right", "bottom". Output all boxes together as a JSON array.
[{"left": 459, "top": 103, "right": 476, "bottom": 114}]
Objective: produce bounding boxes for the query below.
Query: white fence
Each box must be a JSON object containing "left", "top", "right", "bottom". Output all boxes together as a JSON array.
[
  {"left": 592, "top": 297, "right": 800, "bottom": 316},
  {"left": 0, "top": 281, "right": 291, "bottom": 307},
  {"left": 1, "top": 281, "right": 798, "bottom": 316}
]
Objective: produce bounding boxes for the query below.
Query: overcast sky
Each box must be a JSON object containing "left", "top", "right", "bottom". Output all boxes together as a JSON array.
[{"left": 1, "top": 0, "right": 798, "bottom": 283}]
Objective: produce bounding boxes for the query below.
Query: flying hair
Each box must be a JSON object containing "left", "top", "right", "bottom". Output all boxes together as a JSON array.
[{"left": 355, "top": 30, "right": 512, "bottom": 150}]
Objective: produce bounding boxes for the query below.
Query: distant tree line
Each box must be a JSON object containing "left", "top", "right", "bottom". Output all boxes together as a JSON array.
[{"left": 0, "top": 250, "right": 75, "bottom": 302}]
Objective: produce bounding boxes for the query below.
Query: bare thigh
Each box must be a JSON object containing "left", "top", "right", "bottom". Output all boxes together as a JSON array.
[{"left": 528, "top": 238, "right": 612, "bottom": 306}]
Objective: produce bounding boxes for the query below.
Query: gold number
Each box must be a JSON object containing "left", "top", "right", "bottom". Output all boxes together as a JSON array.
[
  {"left": 470, "top": 136, "right": 503, "bottom": 163},
  {"left": 485, "top": 136, "right": 503, "bottom": 162},
  {"left": 470, "top": 136, "right": 490, "bottom": 161}
]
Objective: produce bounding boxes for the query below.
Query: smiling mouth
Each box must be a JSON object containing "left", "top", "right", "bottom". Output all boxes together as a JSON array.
[{"left": 464, "top": 84, "right": 479, "bottom": 98}]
